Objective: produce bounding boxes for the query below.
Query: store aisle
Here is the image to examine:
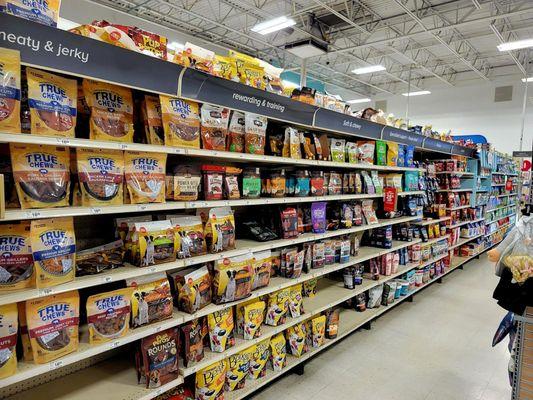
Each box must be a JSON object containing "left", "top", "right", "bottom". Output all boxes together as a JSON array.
[{"left": 252, "top": 255, "right": 511, "bottom": 400}]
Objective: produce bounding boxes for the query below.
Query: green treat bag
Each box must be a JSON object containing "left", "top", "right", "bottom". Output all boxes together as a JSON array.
[
  {"left": 375, "top": 140, "right": 387, "bottom": 166},
  {"left": 403, "top": 171, "right": 419, "bottom": 191}
]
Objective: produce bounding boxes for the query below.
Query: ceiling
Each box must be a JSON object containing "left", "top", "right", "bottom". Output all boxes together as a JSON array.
[{"left": 89, "top": 0, "right": 533, "bottom": 97}]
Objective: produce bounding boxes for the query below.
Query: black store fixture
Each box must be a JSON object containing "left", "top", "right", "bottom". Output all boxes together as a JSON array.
[{"left": 0, "top": 13, "right": 476, "bottom": 158}]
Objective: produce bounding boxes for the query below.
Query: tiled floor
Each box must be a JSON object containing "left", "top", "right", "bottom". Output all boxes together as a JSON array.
[{"left": 252, "top": 254, "right": 512, "bottom": 400}]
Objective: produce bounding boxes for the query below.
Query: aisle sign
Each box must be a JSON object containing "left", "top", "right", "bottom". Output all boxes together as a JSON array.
[
  {"left": 313, "top": 109, "right": 383, "bottom": 139},
  {"left": 383, "top": 187, "right": 398, "bottom": 212},
  {"left": 381, "top": 126, "right": 424, "bottom": 146},
  {"left": 423, "top": 138, "right": 453, "bottom": 154}
]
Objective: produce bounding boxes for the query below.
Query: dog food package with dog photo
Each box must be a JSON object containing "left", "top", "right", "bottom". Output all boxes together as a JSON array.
[
  {"left": 141, "top": 94, "right": 164, "bottom": 145},
  {"left": 76, "top": 148, "right": 124, "bottom": 206},
  {"left": 0, "top": 222, "right": 34, "bottom": 291},
  {"left": 235, "top": 298, "right": 257, "bottom": 336},
  {"left": 173, "top": 165, "right": 201, "bottom": 201},
  {"left": 249, "top": 338, "right": 270, "bottom": 380},
  {"left": 10, "top": 143, "right": 70, "bottom": 209},
  {"left": 251, "top": 250, "right": 272, "bottom": 290},
  {"left": 265, "top": 287, "right": 289, "bottom": 326},
  {"left": 243, "top": 300, "right": 265, "bottom": 340},
  {"left": 87, "top": 288, "right": 132, "bottom": 344},
  {"left": 160, "top": 96, "right": 200, "bottom": 148},
  {"left": 181, "top": 317, "right": 207, "bottom": 367},
  {"left": 170, "top": 265, "right": 211, "bottom": 314},
  {"left": 200, "top": 104, "right": 230, "bottom": 150},
  {"left": 227, "top": 111, "right": 245, "bottom": 152},
  {"left": 140, "top": 327, "right": 179, "bottom": 389},
  {"left": 208, "top": 307, "right": 235, "bottom": 353},
  {"left": 6, "top": 0, "right": 61, "bottom": 26},
  {"left": 195, "top": 359, "right": 226, "bottom": 400},
  {"left": 286, "top": 322, "right": 307, "bottom": 357},
  {"left": 325, "top": 307, "right": 340, "bottom": 339},
  {"left": 133, "top": 220, "right": 176, "bottom": 267},
  {"left": 225, "top": 347, "right": 254, "bottom": 391},
  {"left": 311, "top": 315, "right": 326, "bottom": 348},
  {"left": 303, "top": 278, "right": 317, "bottom": 298},
  {"left": 288, "top": 284, "right": 304, "bottom": 318},
  {"left": 0, "top": 303, "right": 17, "bottom": 378},
  {"left": 0, "top": 48, "right": 21, "bottom": 134},
  {"left": 204, "top": 207, "right": 236, "bottom": 253},
  {"left": 26, "top": 290, "right": 79, "bottom": 364},
  {"left": 27, "top": 68, "right": 77, "bottom": 137},
  {"left": 212, "top": 253, "right": 253, "bottom": 304},
  {"left": 269, "top": 333, "right": 287, "bottom": 372},
  {"left": 171, "top": 216, "right": 206, "bottom": 258},
  {"left": 31, "top": 217, "right": 75, "bottom": 288},
  {"left": 127, "top": 273, "right": 173, "bottom": 328},
  {"left": 124, "top": 151, "right": 166, "bottom": 204},
  {"left": 82, "top": 79, "right": 134, "bottom": 142},
  {"left": 244, "top": 113, "right": 267, "bottom": 154}
]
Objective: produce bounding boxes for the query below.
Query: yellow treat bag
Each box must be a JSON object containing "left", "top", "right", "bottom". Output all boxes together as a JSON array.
[
  {"left": 83, "top": 79, "right": 134, "bottom": 142},
  {"left": 141, "top": 95, "right": 164, "bottom": 145},
  {"left": 6, "top": 0, "right": 61, "bottom": 27},
  {"left": 269, "top": 333, "right": 287, "bottom": 371},
  {"left": 160, "top": 95, "right": 200, "bottom": 148},
  {"left": 265, "top": 288, "right": 289, "bottom": 326},
  {"left": 76, "top": 148, "right": 124, "bottom": 206},
  {"left": 225, "top": 346, "right": 253, "bottom": 391},
  {"left": 27, "top": 68, "right": 76, "bottom": 137},
  {"left": 86, "top": 288, "right": 132, "bottom": 344},
  {"left": 0, "top": 303, "right": 17, "bottom": 378},
  {"left": 207, "top": 307, "right": 235, "bottom": 353},
  {"left": 196, "top": 360, "right": 226, "bottom": 400},
  {"left": 213, "top": 55, "right": 238, "bottom": 81},
  {"left": 248, "top": 338, "right": 270, "bottom": 379},
  {"left": 243, "top": 300, "right": 265, "bottom": 340},
  {"left": 26, "top": 290, "right": 79, "bottom": 364},
  {"left": 311, "top": 315, "right": 326, "bottom": 348},
  {"left": 30, "top": 217, "right": 76, "bottom": 288},
  {"left": 0, "top": 47, "right": 21, "bottom": 133},
  {"left": 0, "top": 222, "right": 34, "bottom": 291}
]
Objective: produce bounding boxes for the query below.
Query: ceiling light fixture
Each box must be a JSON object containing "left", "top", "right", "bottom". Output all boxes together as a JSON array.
[
  {"left": 402, "top": 90, "right": 431, "bottom": 97},
  {"left": 251, "top": 16, "right": 296, "bottom": 35},
  {"left": 497, "top": 38, "right": 533, "bottom": 51},
  {"left": 521, "top": 77, "right": 533, "bottom": 82},
  {"left": 352, "top": 65, "right": 386, "bottom": 75},
  {"left": 346, "top": 98, "right": 372, "bottom": 104}
]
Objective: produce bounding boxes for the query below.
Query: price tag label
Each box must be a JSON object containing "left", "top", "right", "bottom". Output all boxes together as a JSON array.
[
  {"left": 90, "top": 207, "right": 102, "bottom": 215},
  {"left": 56, "top": 138, "right": 70, "bottom": 145},
  {"left": 26, "top": 210, "right": 42, "bottom": 219},
  {"left": 154, "top": 388, "right": 163, "bottom": 396},
  {"left": 155, "top": 325, "right": 163, "bottom": 333},
  {"left": 102, "top": 276, "right": 113, "bottom": 283},
  {"left": 39, "top": 288, "right": 54, "bottom": 296},
  {"left": 119, "top": 143, "right": 128, "bottom": 150},
  {"left": 49, "top": 359, "right": 64, "bottom": 371},
  {"left": 137, "top": 204, "right": 148, "bottom": 211},
  {"left": 109, "top": 340, "right": 121, "bottom": 349},
  {"left": 148, "top": 267, "right": 157, "bottom": 273}
]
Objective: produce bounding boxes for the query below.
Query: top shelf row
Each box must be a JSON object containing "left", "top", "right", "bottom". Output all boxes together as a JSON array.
[{"left": 0, "top": 13, "right": 475, "bottom": 158}]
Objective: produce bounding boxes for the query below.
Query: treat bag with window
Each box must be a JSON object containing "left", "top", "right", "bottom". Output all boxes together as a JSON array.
[
  {"left": 133, "top": 220, "right": 176, "bottom": 267},
  {"left": 0, "top": 47, "right": 21, "bottom": 134},
  {"left": 26, "top": 290, "right": 79, "bottom": 364},
  {"left": 212, "top": 254, "right": 253, "bottom": 304},
  {"left": 227, "top": 111, "right": 245, "bottom": 152},
  {"left": 172, "top": 165, "right": 201, "bottom": 201},
  {"left": 141, "top": 94, "right": 164, "bottom": 145},
  {"left": 181, "top": 317, "right": 207, "bottom": 367},
  {"left": 124, "top": 151, "right": 166, "bottom": 204},
  {"left": 170, "top": 265, "right": 211, "bottom": 314},
  {"left": 204, "top": 207, "right": 236, "bottom": 253},
  {"left": 127, "top": 273, "right": 173, "bottom": 328},
  {"left": 171, "top": 215, "right": 206, "bottom": 258},
  {"left": 0, "top": 303, "right": 17, "bottom": 378},
  {"left": 87, "top": 288, "right": 132, "bottom": 344},
  {"left": 251, "top": 250, "right": 272, "bottom": 290},
  {"left": 160, "top": 95, "right": 200, "bottom": 148},
  {"left": 244, "top": 113, "right": 267, "bottom": 155},
  {"left": 83, "top": 79, "right": 134, "bottom": 142},
  {"left": 0, "top": 222, "right": 34, "bottom": 291},
  {"left": 200, "top": 104, "right": 230, "bottom": 151}
]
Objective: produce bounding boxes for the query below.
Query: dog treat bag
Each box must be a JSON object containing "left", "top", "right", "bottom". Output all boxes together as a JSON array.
[
  {"left": 243, "top": 301, "right": 265, "bottom": 340},
  {"left": 251, "top": 250, "right": 272, "bottom": 290},
  {"left": 248, "top": 338, "right": 270, "bottom": 379},
  {"left": 31, "top": 217, "right": 76, "bottom": 288},
  {"left": 207, "top": 307, "right": 235, "bottom": 353},
  {"left": 196, "top": 359, "right": 226, "bottom": 400},
  {"left": 204, "top": 207, "right": 236, "bottom": 253},
  {"left": 77, "top": 148, "right": 124, "bottom": 206},
  {"left": 6, "top": 0, "right": 61, "bottom": 26},
  {"left": 181, "top": 317, "right": 206, "bottom": 367},
  {"left": 170, "top": 265, "right": 211, "bottom": 314},
  {"left": 212, "top": 253, "right": 253, "bottom": 304},
  {"left": 141, "top": 94, "right": 164, "bottom": 145},
  {"left": 311, "top": 315, "right": 326, "bottom": 347},
  {"left": 269, "top": 333, "right": 287, "bottom": 371},
  {"left": 0, "top": 222, "right": 34, "bottom": 291},
  {"left": 11, "top": 143, "right": 70, "bottom": 209},
  {"left": 265, "top": 288, "right": 290, "bottom": 326},
  {"left": 133, "top": 220, "right": 176, "bottom": 267},
  {"left": 227, "top": 111, "right": 245, "bottom": 152},
  {"left": 26, "top": 290, "right": 79, "bottom": 364},
  {"left": 225, "top": 347, "right": 253, "bottom": 391},
  {"left": 81, "top": 79, "right": 133, "bottom": 142},
  {"left": 87, "top": 288, "right": 132, "bottom": 344},
  {"left": 0, "top": 48, "right": 21, "bottom": 133},
  {"left": 127, "top": 273, "right": 173, "bottom": 328},
  {"left": 288, "top": 284, "right": 304, "bottom": 318},
  {"left": 160, "top": 96, "right": 200, "bottom": 148},
  {"left": 200, "top": 104, "right": 230, "bottom": 150},
  {"left": 124, "top": 151, "right": 166, "bottom": 204},
  {"left": 171, "top": 215, "right": 206, "bottom": 258},
  {"left": 244, "top": 113, "right": 267, "bottom": 155},
  {"left": 286, "top": 322, "right": 307, "bottom": 357},
  {"left": 0, "top": 303, "right": 17, "bottom": 378},
  {"left": 140, "top": 327, "right": 179, "bottom": 389},
  {"left": 27, "top": 68, "right": 76, "bottom": 137}
]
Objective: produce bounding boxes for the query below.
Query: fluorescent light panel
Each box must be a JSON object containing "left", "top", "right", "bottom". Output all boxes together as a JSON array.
[
  {"left": 402, "top": 90, "right": 431, "bottom": 97},
  {"left": 347, "top": 98, "right": 372, "bottom": 104},
  {"left": 352, "top": 65, "right": 386, "bottom": 75},
  {"left": 521, "top": 77, "right": 533, "bottom": 82},
  {"left": 497, "top": 38, "right": 533, "bottom": 51},
  {"left": 251, "top": 16, "right": 296, "bottom": 35}
]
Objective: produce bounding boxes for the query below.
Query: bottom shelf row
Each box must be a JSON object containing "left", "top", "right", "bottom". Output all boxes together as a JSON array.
[{"left": 6, "top": 249, "right": 484, "bottom": 400}]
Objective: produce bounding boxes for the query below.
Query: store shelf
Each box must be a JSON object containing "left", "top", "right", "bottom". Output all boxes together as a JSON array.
[
  {"left": 445, "top": 205, "right": 471, "bottom": 211},
  {"left": 497, "top": 193, "right": 518, "bottom": 198},
  {"left": 0, "top": 216, "right": 419, "bottom": 306},
  {"left": 411, "top": 216, "right": 451, "bottom": 226},
  {"left": 412, "top": 253, "right": 448, "bottom": 269},
  {"left": 1, "top": 192, "right": 425, "bottom": 222},
  {"left": 448, "top": 233, "right": 484, "bottom": 250},
  {"left": 6, "top": 356, "right": 183, "bottom": 400},
  {"left": 435, "top": 171, "right": 474, "bottom": 176},
  {"left": 492, "top": 172, "right": 518, "bottom": 176},
  {"left": 448, "top": 218, "right": 485, "bottom": 229},
  {"left": 491, "top": 183, "right": 506, "bottom": 187},
  {"left": 485, "top": 222, "right": 513, "bottom": 237},
  {"left": 436, "top": 188, "right": 472, "bottom": 193},
  {"left": 486, "top": 203, "right": 516, "bottom": 213},
  {"left": 421, "top": 235, "right": 450, "bottom": 246},
  {"left": 485, "top": 213, "right": 515, "bottom": 225}
]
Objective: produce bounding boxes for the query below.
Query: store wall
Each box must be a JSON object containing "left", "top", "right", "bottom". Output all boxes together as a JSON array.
[{"left": 375, "top": 81, "right": 533, "bottom": 155}]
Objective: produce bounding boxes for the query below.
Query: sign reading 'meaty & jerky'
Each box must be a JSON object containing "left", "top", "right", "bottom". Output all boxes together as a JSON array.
[{"left": 0, "top": 13, "right": 181, "bottom": 95}]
